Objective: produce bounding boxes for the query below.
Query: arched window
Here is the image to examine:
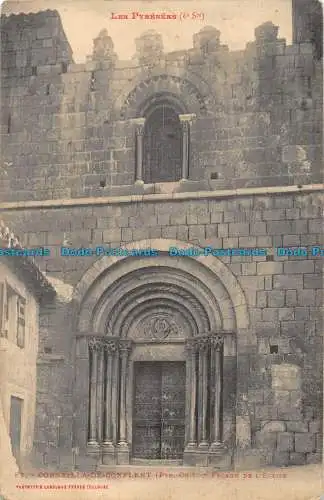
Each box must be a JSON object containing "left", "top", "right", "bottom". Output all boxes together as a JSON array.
[{"left": 143, "top": 103, "right": 182, "bottom": 183}]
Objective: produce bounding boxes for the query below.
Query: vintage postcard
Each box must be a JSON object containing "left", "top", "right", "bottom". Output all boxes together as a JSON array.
[{"left": 0, "top": 0, "right": 323, "bottom": 499}]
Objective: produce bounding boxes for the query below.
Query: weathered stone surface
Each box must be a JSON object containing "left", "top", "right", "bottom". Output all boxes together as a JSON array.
[
  {"left": 277, "top": 432, "right": 294, "bottom": 452},
  {"left": 0, "top": 4, "right": 322, "bottom": 472},
  {"left": 261, "top": 421, "right": 286, "bottom": 433},
  {"left": 294, "top": 433, "right": 316, "bottom": 453}
]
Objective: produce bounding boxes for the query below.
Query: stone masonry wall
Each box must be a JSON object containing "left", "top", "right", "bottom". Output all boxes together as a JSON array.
[
  {"left": 0, "top": 12, "right": 322, "bottom": 202},
  {"left": 1, "top": 188, "right": 323, "bottom": 466}
]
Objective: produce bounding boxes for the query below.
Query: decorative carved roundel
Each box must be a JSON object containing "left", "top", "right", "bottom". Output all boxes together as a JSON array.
[{"left": 143, "top": 316, "right": 179, "bottom": 340}]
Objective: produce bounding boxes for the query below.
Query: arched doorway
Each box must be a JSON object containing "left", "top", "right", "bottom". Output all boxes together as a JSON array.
[
  {"left": 143, "top": 101, "right": 183, "bottom": 183},
  {"left": 72, "top": 240, "right": 251, "bottom": 467}
]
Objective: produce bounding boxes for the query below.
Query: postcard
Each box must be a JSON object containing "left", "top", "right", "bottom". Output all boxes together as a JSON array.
[{"left": 0, "top": 0, "right": 323, "bottom": 498}]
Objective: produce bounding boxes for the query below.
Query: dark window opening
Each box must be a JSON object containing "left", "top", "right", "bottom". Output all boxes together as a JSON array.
[
  {"left": 46, "top": 84, "right": 50, "bottom": 95},
  {"left": 7, "top": 114, "right": 11, "bottom": 134},
  {"left": 270, "top": 345, "right": 278, "bottom": 354},
  {"left": 210, "top": 172, "right": 219, "bottom": 180},
  {"left": 32, "top": 66, "right": 37, "bottom": 76},
  {"left": 143, "top": 103, "right": 182, "bottom": 183},
  {"left": 44, "top": 346, "right": 52, "bottom": 354},
  {"left": 61, "top": 62, "right": 68, "bottom": 73}
]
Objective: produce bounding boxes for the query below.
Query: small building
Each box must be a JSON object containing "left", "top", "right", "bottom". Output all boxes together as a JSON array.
[{"left": 0, "top": 220, "right": 55, "bottom": 470}]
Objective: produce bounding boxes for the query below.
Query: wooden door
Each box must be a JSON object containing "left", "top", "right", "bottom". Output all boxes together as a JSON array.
[{"left": 132, "top": 362, "right": 186, "bottom": 459}]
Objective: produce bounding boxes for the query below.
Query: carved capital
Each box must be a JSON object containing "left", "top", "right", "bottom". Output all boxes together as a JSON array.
[
  {"left": 210, "top": 335, "right": 224, "bottom": 351},
  {"left": 103, "top": 338, "right": 117, "bottom": 354},
  {"left": 88, "top": 336, "right": 103, "bottom": 352},
  {"left": 197, "top": 335, "right": 210, "bottom": 352},
  {"left": 133, "top": 117, "right": 146, "bottom": 136},
  {"left": 179, "top": 113, "right": 196, "bottom": 125},
  {"left": 185, "top": 339, "right": 198, "bottom": 356},
  {"left": 119, "top": 339, "right": 133, "bottom": 357}
]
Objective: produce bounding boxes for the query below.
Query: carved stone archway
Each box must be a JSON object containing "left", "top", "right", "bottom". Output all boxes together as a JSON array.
[
  {"left": 113, "top": 70, "right": 215, "bottom": 120},
  {"left": 72, "top": 239, "right": 252, "bottom": 467}
]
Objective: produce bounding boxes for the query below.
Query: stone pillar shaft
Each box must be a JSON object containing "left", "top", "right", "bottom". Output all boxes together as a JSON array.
[
  {"left": 134, "top": 118, "right": 145, "bottom": 182},
  {"left": 210, "top": 336, "right": 224, "bottom": 447},
  {"left": 188, "top": 344, "right": 197, "bottom": 445},
  {"left": 96, "top": 347, "right": 104, "bottom": 442},
  {"left": 103, "top": 342, "right": 115, "bottom": 443},
  {"left": 88, "top": 339, "right": 100, "bottom": 446},
  {"left": 197, "top": 338, "right": 209, "bottom": 447},
  {"left": 179, "top": 114, "right": 195, "bottom": 180}
]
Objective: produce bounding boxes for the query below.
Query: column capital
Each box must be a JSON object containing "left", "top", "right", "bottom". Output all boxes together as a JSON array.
[
  {"left": 119, "top": 339, "right": 133, "bottom": 357},
  {"left": 185, "top": 339, "right": 198, "bottom": 355},
  {"left": 88, "top": 336, "right": 103, "bottom": 351},
  {"left": 210, "top": 335, "right": 224, "bottom": 351},
  {"left": 132, "top": 117, "right": 146, "bottom": 135},
  {"left": 103, "top": 337, "right": 118, "bottom": 354},
  {"left": 179, "top": 113, "right": 196, "bottom": 123},
  {"left": 197, "top": 335, "right": 210, "bottom": 352}
]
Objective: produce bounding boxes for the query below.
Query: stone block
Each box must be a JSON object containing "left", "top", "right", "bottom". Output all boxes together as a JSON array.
[
  {"left": 309, "top": 420, "right": 321, "bottom": 433},
  {"left": 210, "top": 212, "right": 223, "bottom": 223},
  {"left": 277, "top": 432, "right": 294, "bottom": 452},
  {"left": 257, "top": 262, "right": 283, "bottom": 275},
  {"left": 286, "top": 421, "right": 308, "bottom": 433},
  {"left": 257, "top": 291, "right": 267, "bottom": 307},
  {"left": 272, "top": 451, "right": 289, "bottom": 466},
  {"left": 272, "top": 364, "right": 301, "bottom": 391},
  {"left": 294, "top": 307, "right": 310, "bottom": 321},
  {"left": 278, "top": 308, "right": 294, "bottom": 321},
  {"left": 304, "top": 274, "right": 323, "bottom": 289},
  {"left": 284, "top": 260, "right": 314, "bottom": 274},
  {"left": 286, "top": 290, "right": 297, "bottom": 306},
  {"left": 306, "top": 452, "right": 322, "bottom": 464},
  {"left": 267, "top": 290, "right": 285, "bottom": 307},
  {"left": 273, "top": 275, "right": 303, "bottom": 290},
  {"left": 297, "top": 289, "right": 315, "bottom": 306},
  {"left": 217, "top": 224, "right": 229, "bottom": 237},
  {"left": 262, "top": 209, "right": 285, "bottom": 221},
  {"left": 261, "top": 421, "right": 286, "bottom": 433},
  {"left": 266, "top": 221, "right": 292, "bottom": 235},
  {"left": 294, "top": 433, "right": 316, "bottom": 453},
  {"left": 289, "top": 452, "right": 306, "bottom": 465}
]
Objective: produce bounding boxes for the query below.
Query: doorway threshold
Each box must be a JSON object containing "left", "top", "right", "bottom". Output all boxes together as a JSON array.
[{"left": 131, "top": 459, "right": 183, "bottom": 466}]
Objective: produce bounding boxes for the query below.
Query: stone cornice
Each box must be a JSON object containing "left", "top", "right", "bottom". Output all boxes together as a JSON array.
[{"left": 0, "top": 184, "right": 322, "bottom": 211}]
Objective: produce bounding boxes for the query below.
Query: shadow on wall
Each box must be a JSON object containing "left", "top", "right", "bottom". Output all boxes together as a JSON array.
[{"left": 0, "top": 398, "right": 23, "bottom": 500}]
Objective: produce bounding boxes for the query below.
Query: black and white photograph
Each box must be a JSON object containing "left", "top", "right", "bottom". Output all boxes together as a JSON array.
[{"left": 0, "top": 1, "right": 323, "bottom": 498}]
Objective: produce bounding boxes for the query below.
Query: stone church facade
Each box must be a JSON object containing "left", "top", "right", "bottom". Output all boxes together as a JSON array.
[{"left": 0, "top": 1, "right": 323, "bottom": 469}]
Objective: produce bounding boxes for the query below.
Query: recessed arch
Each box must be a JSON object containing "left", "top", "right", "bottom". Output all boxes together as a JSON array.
[
  {"left": 72, "top": 239, "right": 251, "bottom": 344},
  {"left": 114, "top": 72, "right": 214, "bottom": 120}
]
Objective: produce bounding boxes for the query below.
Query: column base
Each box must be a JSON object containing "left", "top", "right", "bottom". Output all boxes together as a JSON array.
[
  {"left": 116, "top": 442, "right": 130, "bottom": 465},
  {"left": 183, "top": 443, "right": 197, "bottom": 466},
  {"left": 194, "top": 448, "right": 209, "bottom": 467},
  {"left": 134, "top": 179, "right": 144, "bottom": 186},
  {"left": 208, "top": 443, "right": 231, "bottom": 468},
  {"left": 102, "top": 442, "right": 116, "bottom": 465},
  {"left": 86, "top": 441, "right": 100, "bottom": 457}
]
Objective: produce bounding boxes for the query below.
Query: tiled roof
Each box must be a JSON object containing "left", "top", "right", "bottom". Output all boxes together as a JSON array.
[{"left": 0, "top": 219, "right": 55, "bottom": 302}]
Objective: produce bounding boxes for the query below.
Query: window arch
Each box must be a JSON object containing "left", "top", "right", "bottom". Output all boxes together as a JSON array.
[{"left": 143, "top": 102, "right": 183, "bottom": 183}]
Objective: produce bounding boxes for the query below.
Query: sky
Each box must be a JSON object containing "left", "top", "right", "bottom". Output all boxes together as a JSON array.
[{"left": 1, "top": 0, "right": 293, "bottom": 62}]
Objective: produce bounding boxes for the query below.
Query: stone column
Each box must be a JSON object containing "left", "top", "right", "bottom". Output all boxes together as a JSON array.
[
  {"left": 87, "top": 337, "right": 101, "bottom": 452},
  {"left": 134, "top": 118, "right": 145, "bottom": 184},
  {"left": 187, "top": 340, "right": 198, "bottom": 446},
  {"left": 102, "top": 338, "right": 116, "bottom": 464},
  {"left": 179, "top": 114, "right": 196, "bottom": 181},
  {"left": 96, "top": 344, "right": 104, "bottom": 443},
  {"left": 116, "top": 340, "right": 133, "bottom": 464},
  {"left": 210, "top": 335, "right": 224, "bottom": 451},
  {"left": 197, "top": 336, "right": 209, "bottom": 450},
  {"left": 184, "top": 339, "right": 198, "bottom": 466}
]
